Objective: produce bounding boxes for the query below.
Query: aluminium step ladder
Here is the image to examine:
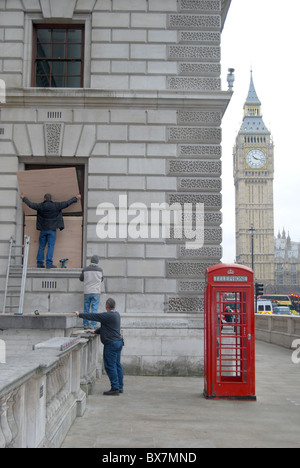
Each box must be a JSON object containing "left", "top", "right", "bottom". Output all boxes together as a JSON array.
[{"left": 2, "top": 236, "right": 30, "bottom": 315}]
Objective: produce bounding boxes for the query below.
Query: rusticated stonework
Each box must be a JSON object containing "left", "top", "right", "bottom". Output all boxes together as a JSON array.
[
  {"left": 179, "top": 0, "right": 221, "bottom": 11},
  {"left": 169, "top": 159, "right": 221, "bottom": 175},
  {"left": 0, "top": 0, "right": 232, "bottom": 376},
  {"left": 44, "top": 123, "right": 63, "bottom": 156}
]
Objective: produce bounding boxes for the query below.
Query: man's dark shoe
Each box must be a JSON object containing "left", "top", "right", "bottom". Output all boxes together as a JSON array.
[
  {"left": 103, "top": 389, "right": 120, "bottom": 396},
  {"left": 46, "top": 265, "right": 57, "bottom": 269},
  {"left": 37, "top": 265, "right": 45, "bottom": 268}
]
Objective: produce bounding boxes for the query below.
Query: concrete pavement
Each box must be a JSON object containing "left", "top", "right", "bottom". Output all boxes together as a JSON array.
[{"left": 61, "top": 341, "right": 300, "bottom": 448}]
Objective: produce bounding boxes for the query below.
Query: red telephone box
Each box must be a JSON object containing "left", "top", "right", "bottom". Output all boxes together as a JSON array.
[{"left": 204, "top": 264, "right": 256, "bottom": 400}]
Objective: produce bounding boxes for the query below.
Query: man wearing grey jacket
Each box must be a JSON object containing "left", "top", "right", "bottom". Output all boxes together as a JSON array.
[{"left": 79, "top": 255, "right": 103, "bottom": 328}]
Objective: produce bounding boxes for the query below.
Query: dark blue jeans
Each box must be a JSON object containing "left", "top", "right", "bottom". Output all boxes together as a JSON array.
[
  {"left": 103, "top": 340, "right": 124, "bottom": 391},
  {"left": 37, "top": 230, "right": 56, "bottom": 267}
]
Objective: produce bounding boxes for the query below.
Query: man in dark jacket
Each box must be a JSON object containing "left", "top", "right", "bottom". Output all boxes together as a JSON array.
[
  {"left": 73, "top": 298, "right": 124, "bottom": 396},
  {"left": 20, "top": 192, "right": 81, "bottom": 268}
]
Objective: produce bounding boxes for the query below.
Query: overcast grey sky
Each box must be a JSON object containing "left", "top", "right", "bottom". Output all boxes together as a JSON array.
[{"left": 220, "top": 0, "right": 300, "bottom": 263}]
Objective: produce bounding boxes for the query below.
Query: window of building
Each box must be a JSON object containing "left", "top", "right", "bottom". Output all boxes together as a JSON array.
[
  {"left": 291, "top": 274, "right": 297, "bottom": 285},
  {"left": 32, "top": 25, "right": 84, "bottom": 88},
  {"left": 277, "top": 274, "right": 284, "bottom": 285}
]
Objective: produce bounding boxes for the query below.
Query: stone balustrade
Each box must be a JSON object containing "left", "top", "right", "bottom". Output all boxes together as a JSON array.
[
  {"left": 255, "top": 314, "right": 300, "bottom": 348},
  {"left": 0, "top": 315, "right": 101, "bottom": 448}
]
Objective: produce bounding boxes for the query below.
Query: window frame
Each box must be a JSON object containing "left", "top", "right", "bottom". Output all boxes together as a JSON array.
[
  {"left": 24, "top": 163, "right": 85, "bottom": 268},
  {"left": 32, "top": 24, "right": 85, "bottom": 88}
]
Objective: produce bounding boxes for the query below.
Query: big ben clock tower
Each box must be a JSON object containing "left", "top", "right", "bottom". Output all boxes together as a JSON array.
[{"left": 233, "top": 72, "right": 275, "bottom": 284}]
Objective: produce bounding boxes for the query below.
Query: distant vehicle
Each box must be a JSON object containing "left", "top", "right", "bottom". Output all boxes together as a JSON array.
[
  {"left": 289, "top": 294, "right": 300, "bottom": 314},
  {"left": 272, "top": 306, "right": 292, "bottom": 316},
  {"left": 258, "top": 294, "right": 296, "bottom": 314},
  {"left": 256, "top": 299, "right": 273, "bottom": 314}
]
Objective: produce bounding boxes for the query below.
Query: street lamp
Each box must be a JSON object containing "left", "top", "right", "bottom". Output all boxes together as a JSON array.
[{"left": 249, "top": 226, "right": 255, "bottom": 272}]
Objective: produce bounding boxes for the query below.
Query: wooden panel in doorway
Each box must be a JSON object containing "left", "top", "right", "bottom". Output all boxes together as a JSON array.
[
  {"left": 24, "top": 216, "right": 83, "bottom": 268},
  {"left": 17, "top": 167, "right": 82, "bottom": 216}
]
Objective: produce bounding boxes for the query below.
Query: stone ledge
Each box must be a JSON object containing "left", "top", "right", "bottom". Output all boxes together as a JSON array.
[
  {"left": 33, "top": 336, "right": 84, "bottom": 351},
  {"left": 0, "top": 313, "right": 78, "bottom": 330},
  {"left": 6, "top": 88, "right": 233, "bottom": 113},
  {"left": 121, "top": 312, "right": 203, "bottom": 329},
  {"left": 0, "top": 348, "right": 59, "bottom": 399},
  {"left": 27, "top": 268, "right": 82, "bottom": 278}
]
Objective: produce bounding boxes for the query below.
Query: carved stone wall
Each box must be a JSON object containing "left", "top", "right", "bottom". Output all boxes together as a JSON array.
[
  {"left": 0, "top": 0, "right": 231, "bottom": 374},
  {"left": 44, "top": 123, "right": 63, "bottom": 156}
]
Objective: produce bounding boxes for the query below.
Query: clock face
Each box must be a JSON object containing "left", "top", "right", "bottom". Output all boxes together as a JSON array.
[{"left": 246, "top": 149, "right": 266, "bottom": 168}]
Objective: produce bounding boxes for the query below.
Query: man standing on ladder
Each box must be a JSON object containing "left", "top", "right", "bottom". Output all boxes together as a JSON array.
[{"left": 20, "top": 192, "right": 81, "bottom": 269}]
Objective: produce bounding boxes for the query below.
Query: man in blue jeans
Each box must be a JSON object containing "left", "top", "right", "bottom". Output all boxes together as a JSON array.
[
  {"left": 74, "top": 298, "right": 124, "bottom": 395},
  {"left": 20, "top": 192, "right": 81, "bottom": 268},
  {"left": 79, "top": 255, "right": 103, "bottom": 329}
]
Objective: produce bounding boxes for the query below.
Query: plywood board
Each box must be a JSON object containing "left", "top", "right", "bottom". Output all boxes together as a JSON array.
[
  {"left": 17, "top": 167, "right": 82, "bottom": 215},
  {"left": 24, "top": 216, "right": 82, "bottom": 268}
]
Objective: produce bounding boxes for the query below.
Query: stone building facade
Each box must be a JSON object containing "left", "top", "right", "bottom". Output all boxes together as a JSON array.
[
  {"left": 274, "top": 230, "right": 300, "bottom": 294},
  {"left": 0, "top": 0, "right": 232, "bottom": 374}
]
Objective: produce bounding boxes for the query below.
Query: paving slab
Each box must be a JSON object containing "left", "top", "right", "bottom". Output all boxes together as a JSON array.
[{"left": 61, "top": 341, "right": 300, "bottom": 449}]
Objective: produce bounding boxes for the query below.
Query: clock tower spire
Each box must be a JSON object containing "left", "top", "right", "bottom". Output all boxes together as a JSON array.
[
  {"left": 233, "top": 72, "right": 275, "bottom": 284},
  {"left": 245, "top": 70, "right": 261, "bottom": 110}
]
